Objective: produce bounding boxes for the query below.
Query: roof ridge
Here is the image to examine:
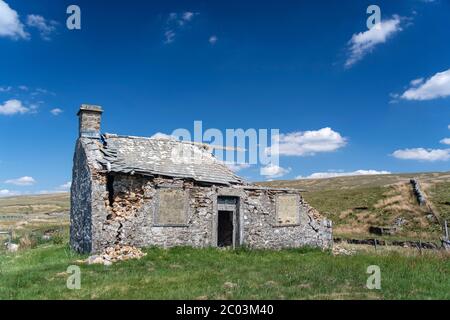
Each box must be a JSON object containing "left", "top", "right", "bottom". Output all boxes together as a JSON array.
[{"left": 102, "top": 133, "right": 210, "bottom": 148}]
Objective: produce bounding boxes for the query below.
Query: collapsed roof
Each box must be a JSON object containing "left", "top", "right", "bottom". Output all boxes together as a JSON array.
[{"left": 88, "top": 134, "right": 244, "bottom": 185}]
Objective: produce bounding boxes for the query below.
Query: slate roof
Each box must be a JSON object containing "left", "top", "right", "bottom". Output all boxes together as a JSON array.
[{"left": 91, "top": 134, "right": 244, "bottom": 185}]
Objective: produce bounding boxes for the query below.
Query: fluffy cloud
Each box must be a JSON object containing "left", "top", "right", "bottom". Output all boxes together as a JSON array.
[
  {"left": 164, "top": 11, "right": 199, "bottom": 44},
  {"left": 150, "top": 132, "right": 177, "bottom": 140},
  {"left": 410, "top": 78, "right": 424, "bottom": 86},
  {"left": 209, "top": 35, "right": 218, "bottom": 45},
  {"left": 164, "top": 30, "right": 176, "bottom": 44},
  {"left": 58, "top": 181, "right": 71, "bottom": 190},
  {"left": 50, "top": 108, "right": 63, "bottom": 116},
  {"left": 345, "top": 15, "right": 402, "bottom": 67},
  {"left": 0, "top": 0, "right": 28, "bottom": 39},
  {"left": 225, "top": 162, "right": 250, "bottom": 172},
  {"left": 0, "top": 99, "right": 29, "bottom": 115},
  {"left": 296, "top": 169, "right": 391, "bottom": 180},
  {"left": 268, "top": 127, "right": 346, "bottom": 157},
  {"left": 182, "top": 12, "right": 195, "bottom": 22},
  {"left": 401, "top": 69, "right": 450, "bottom": 101},
  {"left": 260, "top": 164, "right": 291, "bottom": 178},
  {"left": 26, "top": 14, "right": 57, "bottom": 41},
  {"left": 0, "top": 189, "right": 20, "bottom": 197},
  {"left": 5, "top": 176, "right": 36, "bottom": 186},
  {"left": 392, "top": 148, "right": 450, "bottom": 161},
  {"left": 440, "top": 138, "right": 450, "bottom": 145}
]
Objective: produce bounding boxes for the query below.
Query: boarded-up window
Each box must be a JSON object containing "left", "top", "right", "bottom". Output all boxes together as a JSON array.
[
  {"left": 276, "top": 194, "right": 299, "bottom": 225},
  {"left": 154, "top": 188, "right": 187, "bottom": 225}
]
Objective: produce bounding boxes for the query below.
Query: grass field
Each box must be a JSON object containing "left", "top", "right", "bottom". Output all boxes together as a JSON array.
[
  {"left": 0, "top": 193, "right": 69, "bottom": 239},
  {"left": 1, "top": 172, "right": 449, "bottom": 300},
  {"left": 0, "top": 238, "right": 449, "bottom": 300}
]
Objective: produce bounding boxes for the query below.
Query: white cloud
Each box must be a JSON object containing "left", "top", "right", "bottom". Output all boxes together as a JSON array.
[
  {"left": 209, "top": 35, "right": 218, "bottom": 45},
  {"left": 268, "top": 127, "right": 346, "bottom": 157},
  {"left": 0, "top": 189, "right": 20, "bottom": 197},
  {"left": 18, "top": 85, "right": 28, "bottom": 91},
  {"left": 164, "top": 30, "right": 176, "bottom": 44},
  {"left": 164, "top": 11, "right": 199, "bottom": 44},
  {"left": 0, "top": 85, "right": 12, "bottom": 92},
  {"left": 296, "top": 169, "right": 391, "bottom": 180},
  {"left": 150, "top": 132, "right": 177, "bottom": 140},
  {"left": 0, "top": 99, "right": 29, "bottom": 115},
  {"left": 5, "top": 176, "right": 36, "bottom": 186},
  {"left": 26, "top": 14, "right": 57, "bottom": 41},
  {"left": 182, "top": 12, "right": 195, "bottom": 22},
  {"left": 58, "top": 181, "right": 71, "bottom": 190},
  {"left": 260, "top": 164, "right": 291, "bottom": 178},
  {"left": 401, "top": 69, "right": 450, "bottom": 101},
  {"left": 50, "top": 108, "right": 63, "bottom": 116},
  {"left": 0, "top": 0, "right": 28, "bottom": 40},
  {"left": 440, "top": 138, "right": 450, "bottom": 145},
  {"left": 410, "top": 78, "right": 424, "bottom": 86},
  {"left": 345, "top": 15, "right": 402, "bottom": 67},
  {"left": 225, "top": 162, "right": 251, "bottom": 172},
  {"left": 392, "top": 148, "right": 450, "bottom": 161}
]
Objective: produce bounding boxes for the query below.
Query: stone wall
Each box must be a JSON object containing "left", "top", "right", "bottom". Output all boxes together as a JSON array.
[
  {"left": 90, "top": 173, "right": 216, "bottom": 252},
  {"left": 70, "top": 140, "right": 93, "bottom": 253},
  {"left": 242, "top": 189, "right": 332, "bottom": 249},
  {"left": 86, "top": 171, "right": 332, "bottom": 253}
]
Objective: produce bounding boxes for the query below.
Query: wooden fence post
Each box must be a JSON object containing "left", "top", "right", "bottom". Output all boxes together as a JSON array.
[{"left": 445, "top": 220, "right": 449, "bottom": 240}]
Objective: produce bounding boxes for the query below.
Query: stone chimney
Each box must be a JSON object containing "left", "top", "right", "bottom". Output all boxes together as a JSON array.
[{"left": 77, "top": 104, "right": 103, "bottom": 138}]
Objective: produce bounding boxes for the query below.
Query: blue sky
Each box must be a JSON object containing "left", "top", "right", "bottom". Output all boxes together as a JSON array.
[{"left": 0, "top": 0, "right": 449, "bottom": 196}]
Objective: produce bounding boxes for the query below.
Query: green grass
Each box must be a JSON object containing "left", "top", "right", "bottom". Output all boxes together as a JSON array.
[
  {"left": 0, "top": 242, "right": 448, "bottom": 300},
  {"left": 428, "top": 182, "right": 450, "bottom": 224}
]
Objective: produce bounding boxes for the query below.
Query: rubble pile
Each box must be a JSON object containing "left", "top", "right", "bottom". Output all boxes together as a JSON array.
[
  {"left": 86, "top": 245, "right": 147, "bottom": 266},
  {"left": 332, "top": 245, "right": 356, "bottom": 256}
]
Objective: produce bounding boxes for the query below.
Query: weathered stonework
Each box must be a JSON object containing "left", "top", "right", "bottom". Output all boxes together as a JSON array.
[
  {"left": 70, "top": 105, "right": 333, "bottom": 253},
  {"left": 70, "top": 140, "right": 92, "bottom": 253}
]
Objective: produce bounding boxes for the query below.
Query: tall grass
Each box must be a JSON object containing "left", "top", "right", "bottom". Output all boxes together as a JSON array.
[{"left": 0, "top": 243, "right": 448, "bottom": 300}]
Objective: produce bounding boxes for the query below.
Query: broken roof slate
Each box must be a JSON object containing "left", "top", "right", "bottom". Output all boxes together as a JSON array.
[{"left": 84, "top": 134, "right": 244, "bottom": 185}]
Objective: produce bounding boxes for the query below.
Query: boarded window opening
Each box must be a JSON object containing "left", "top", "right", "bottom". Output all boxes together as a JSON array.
[
  {"left": 218, "top": 211, "right": 233, "bottom": 247},
  {"left": 276, "top": 194, "right": 300, "bottom": 225},
  {"left": 154, "top": 188, "right": 187, "bottom": 226}
]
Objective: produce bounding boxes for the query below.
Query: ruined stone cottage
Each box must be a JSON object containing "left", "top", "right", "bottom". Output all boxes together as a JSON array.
[{"left": 70, "top": 105, "right": 332, "bottom": 253}]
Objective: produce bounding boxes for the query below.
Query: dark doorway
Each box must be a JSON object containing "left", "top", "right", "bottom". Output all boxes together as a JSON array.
[{"left": 217, "top": 211, "right": 233, "bottom": 247}]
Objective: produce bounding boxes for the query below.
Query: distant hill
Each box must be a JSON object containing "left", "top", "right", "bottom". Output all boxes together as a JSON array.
[
  {"left": 258, "top": 172, "right": 450, "bottom": 241},
  {"left": 0, "top": 193, "right": 69, "bottom": 234}
]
